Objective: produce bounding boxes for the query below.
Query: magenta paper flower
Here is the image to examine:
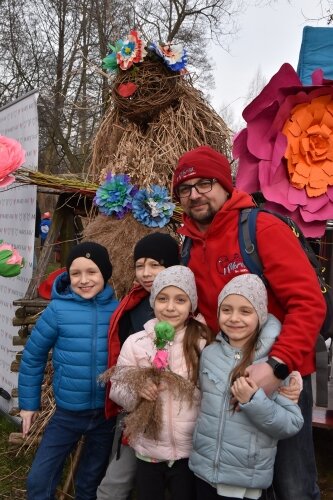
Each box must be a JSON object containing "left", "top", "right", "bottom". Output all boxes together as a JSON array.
[
  {"left": 0, "top": 135, "right": 26, "bottom": 188},
  {"left": 152, "top": 350, "right": 169, "bottom": 370},
  {"left": 233, "top": 63, "right": 333, "bottom": 237}
]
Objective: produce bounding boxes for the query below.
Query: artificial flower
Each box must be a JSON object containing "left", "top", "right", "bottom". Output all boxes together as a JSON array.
[
  {"left": 94, "top": 173, "right": 138, "bottom": 218},
  {"left": 117, "top": 82, "right": 138, "bottom": 97},
  {"left": 116, "top": 30, "right": 147, "bottom": 71},
  {"left": 152, "top": 350, "right": 169, "bottom": 370},
  {"left": 132, "top": 185, "right": 175, "bottom": 228},
  {"left": 0, "top": 241, "right": 24, "bottom": 277},
  {"left": 154, "top": 321, "right": 175, "bottom": 349},
  {"left": 0, "top": 135, "right": 26, "bottom": 188},
  {"left": 149, "top": 42, "right": 187, "bottom": 72},
  {"left": 102, "top": 40, "right": 124, "bottom": 72},
  {"left": 233, "top": 63, "right": 333, "bottom": 237}
]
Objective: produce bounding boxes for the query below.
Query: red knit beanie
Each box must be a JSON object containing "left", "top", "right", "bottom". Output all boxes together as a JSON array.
[{"left": 173, "top": 145, "right": 233, "bottom": 197}]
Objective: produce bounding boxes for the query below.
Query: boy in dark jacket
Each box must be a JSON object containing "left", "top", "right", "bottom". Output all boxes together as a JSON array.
[{"left": 18, "top": 242, "right": 119, "bottom": 500}]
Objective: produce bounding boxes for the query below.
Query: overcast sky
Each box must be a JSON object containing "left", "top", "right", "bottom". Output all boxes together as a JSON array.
[{"left": 210, "top": 0, "right": 331, "bottom": 125}]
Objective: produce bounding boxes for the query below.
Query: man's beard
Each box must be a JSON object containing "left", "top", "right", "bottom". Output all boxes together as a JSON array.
[{"left": 188, "top": 204, "right": 216, "bottom": 224}]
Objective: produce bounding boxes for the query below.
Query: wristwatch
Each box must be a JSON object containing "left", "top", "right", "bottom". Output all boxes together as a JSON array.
[{"left": 266, "top": 357, "right": 289, "bottom": 380}]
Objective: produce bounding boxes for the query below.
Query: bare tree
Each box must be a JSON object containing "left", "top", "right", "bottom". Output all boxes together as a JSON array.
[
  {"left": 0, "top": 0, "right": 126, "bottom": 174},
  {"left": 0, "top": 0, "right": 258, "bottom": 174}
]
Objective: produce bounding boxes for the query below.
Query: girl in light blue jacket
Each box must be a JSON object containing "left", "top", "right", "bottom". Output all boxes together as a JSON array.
[{"left": 189, "top": 274, "right": 304, "bottom": 500}]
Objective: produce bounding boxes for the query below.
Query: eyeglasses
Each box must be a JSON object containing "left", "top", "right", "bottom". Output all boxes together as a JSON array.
[{"left": 177, "top": 179, "right": 217, "bottom": 198}]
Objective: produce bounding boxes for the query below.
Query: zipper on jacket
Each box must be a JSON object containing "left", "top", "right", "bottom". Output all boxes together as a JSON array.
[
  {"left": 91, "top": 299, "right": 98, "bottom": 406},
  {"left": 212, "top": 350, "right": 241, "bottom": 483},
  {"left": 167, "top": 346, "right": 177, "bottom": 457}
]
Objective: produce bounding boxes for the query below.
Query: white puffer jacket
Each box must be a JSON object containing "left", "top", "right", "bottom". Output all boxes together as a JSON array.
[{"left": 110, "top": 318, "right": 205, "bottom": 461}]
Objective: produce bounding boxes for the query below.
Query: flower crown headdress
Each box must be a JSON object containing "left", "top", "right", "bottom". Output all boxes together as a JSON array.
[{"left": 102, "top": 29, "right": 187, "bottom": 76}]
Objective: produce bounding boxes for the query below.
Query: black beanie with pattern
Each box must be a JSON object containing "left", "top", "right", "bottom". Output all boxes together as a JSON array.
[
  {"left": 66, "top": 241, "right": 112, "bottom": 283},
  {"left": 133, "top": 233, "right": 179, "bottom": 268}
]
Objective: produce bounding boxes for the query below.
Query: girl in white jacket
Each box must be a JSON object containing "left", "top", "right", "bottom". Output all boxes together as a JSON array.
[{"left": 109, "top": 265, "right": 214, "bottom": 500}]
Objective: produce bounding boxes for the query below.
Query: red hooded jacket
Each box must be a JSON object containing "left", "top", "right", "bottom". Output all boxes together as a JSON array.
[
  {"left": 178, "top": 189, "right": 326, "bottom": 376},
  {"left": 105, "top": 284, "right": 149, "bottom": 418}
]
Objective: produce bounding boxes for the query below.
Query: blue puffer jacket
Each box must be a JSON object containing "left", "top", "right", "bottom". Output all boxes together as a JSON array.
[
  {"left": 189, "top": 314, "right": 304, "bottom": 490},
  {"left": 18, "top": 272, "right": 118, "bottom": 411}
]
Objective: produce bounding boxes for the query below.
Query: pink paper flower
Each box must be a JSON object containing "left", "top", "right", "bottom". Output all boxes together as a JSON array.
[
  {"left": 0, "top": 135, "right": 26, "bottom": 188},
  {"left": 152, "top": 350, "right": 169, "bottom": 370},
  {"left": 0, "top": 241, "right": 24, "bottom": 277},
  {"left": 233, "top": 63, "right": 333, "bottom": 237}
]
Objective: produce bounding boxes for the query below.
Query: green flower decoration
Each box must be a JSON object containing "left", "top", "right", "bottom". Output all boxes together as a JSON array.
[{"left": 154, "top": 321, "right": 175, "bottom": 349}]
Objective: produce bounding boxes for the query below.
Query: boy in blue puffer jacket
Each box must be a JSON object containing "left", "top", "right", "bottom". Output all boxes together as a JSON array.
[{"left": 18, "top": 242, "right": 119, "bottom": 500}]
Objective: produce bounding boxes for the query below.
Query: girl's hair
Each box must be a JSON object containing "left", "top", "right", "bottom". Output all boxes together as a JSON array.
[
  {"left": 229, "top": 325, "right": 260, "bottom": 387},
  {"left": 183, "top": 318, "right": 214, "bottom": 384}
]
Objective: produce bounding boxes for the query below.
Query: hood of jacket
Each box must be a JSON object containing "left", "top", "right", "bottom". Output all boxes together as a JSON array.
[{"left": 51, "top": 271, "right": 115, "bottom": 303}]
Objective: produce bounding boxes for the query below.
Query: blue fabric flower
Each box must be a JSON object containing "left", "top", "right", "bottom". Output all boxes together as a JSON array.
[
  {"left": 94, "top": 173, "right": 138, "bottom": 218},
  {"left": 132, "top": 185, "right": 175, "bottom": 228},
  {"left": 149, "top": 42, "right": 187, "bottom": 72}
]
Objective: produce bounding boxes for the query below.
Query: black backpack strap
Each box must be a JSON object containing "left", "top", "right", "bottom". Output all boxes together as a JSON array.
[
  {"left": 180, "top": 236, "right": 192, "bottom": 267},
  {"left": 238, "top": 208, "right": 266, "bottom": 283}
]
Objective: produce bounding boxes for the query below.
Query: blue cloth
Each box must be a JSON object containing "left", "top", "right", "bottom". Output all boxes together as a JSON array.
[
  {"left": 40, "top": 218, "right": 51, "bottom": 241},
  {"left": 297, "top": 26, "right": 333, "bottom": 84},
  {"left": 27, "top": 407, "right": 117, "bottom": 500},
  {"left": 18, "top": 272, "right": 119, "bottom": 411}
]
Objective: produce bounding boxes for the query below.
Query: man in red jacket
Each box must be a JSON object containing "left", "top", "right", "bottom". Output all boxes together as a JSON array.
[{"left": 173, "top": 145, "right": 326, "bottom": 500}]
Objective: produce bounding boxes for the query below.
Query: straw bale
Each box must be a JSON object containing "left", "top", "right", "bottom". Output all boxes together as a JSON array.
[{"left": 88, "top": 79, "right": 231, "bottom": 185}]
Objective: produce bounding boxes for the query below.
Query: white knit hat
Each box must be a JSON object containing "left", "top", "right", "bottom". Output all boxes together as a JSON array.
[
  {"left": 150, "top": 265, "right": 198, "bottom": 312},
  {"left": 217, "top": 274, "right": 268, "bottom": 327}
]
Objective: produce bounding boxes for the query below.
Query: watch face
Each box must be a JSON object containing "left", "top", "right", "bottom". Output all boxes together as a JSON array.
[{"left": 275, "top": 362, "right": 289, "bottom": 380}]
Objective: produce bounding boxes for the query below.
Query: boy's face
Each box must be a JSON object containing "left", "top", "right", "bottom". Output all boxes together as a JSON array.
[
  {"left": 135, "top": 258, "right": 165, "bottom": 292},
  {"left": 69, "top": 257, "right": 104, "bottom": 299}
]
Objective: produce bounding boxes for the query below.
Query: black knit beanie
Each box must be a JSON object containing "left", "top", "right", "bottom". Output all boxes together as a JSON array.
[
  {"left": 133, "top": 233, "right": 179, "bottom": 268},
  {"left": 66, "top": 241, "right": 112, "bottom": 283}
]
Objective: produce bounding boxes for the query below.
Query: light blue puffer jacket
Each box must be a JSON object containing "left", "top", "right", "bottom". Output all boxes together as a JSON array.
[
  {"left": 18, "top": 272, "right": 118, "bottom": 411},
  {"left": 189, "top": 314, "right": 304, "bottom": 489}
]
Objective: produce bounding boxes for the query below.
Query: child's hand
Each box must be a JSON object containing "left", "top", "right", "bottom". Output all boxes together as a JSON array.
[
  {"left": 278, "top": 373, "right": 302, "bottom": 403},
  {"left": 231, "top": 376, "right": 258, "bottom": 404},
  {"left": 20, "top": 410, "right": 37, "bottom": 437},
  {"left": 138, "top": 379, "right": 159, "bottom": 401}
]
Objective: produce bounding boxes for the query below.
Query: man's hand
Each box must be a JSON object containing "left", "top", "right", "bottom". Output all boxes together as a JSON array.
[
  {"left": 245, "top": 362, "right": 281, "bottom": 396},
  {"left": 138, "top": 379, "right": 159, "bottom": 401},
  {"left": 20, "top": 410, "right": 37, "bottom": 437},
  {"left": 231, "top": 376, "right": 258, "bottom": 404}
]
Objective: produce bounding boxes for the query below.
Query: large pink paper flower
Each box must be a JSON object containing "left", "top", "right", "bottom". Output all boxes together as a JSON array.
[
  {"left": 0, "top": 135, "right": 26, "bottom": 187},
  {"left": 233, "top": 63, "right": 333, "bottom": 237}
]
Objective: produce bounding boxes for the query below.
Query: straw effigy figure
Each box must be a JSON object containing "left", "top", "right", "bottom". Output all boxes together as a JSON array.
[{"left": 83, "top": 29, "right": 231, "bottom": 299}]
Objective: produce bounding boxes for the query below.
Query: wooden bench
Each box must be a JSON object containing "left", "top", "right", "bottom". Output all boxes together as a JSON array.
[{"left": 312, "top": 407, "right": 333, "bottom": 429}]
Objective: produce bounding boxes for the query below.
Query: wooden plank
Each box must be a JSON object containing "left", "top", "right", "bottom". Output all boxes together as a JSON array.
[{"left": 312, "top": 407, "right": 333, "bottom": 429}]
